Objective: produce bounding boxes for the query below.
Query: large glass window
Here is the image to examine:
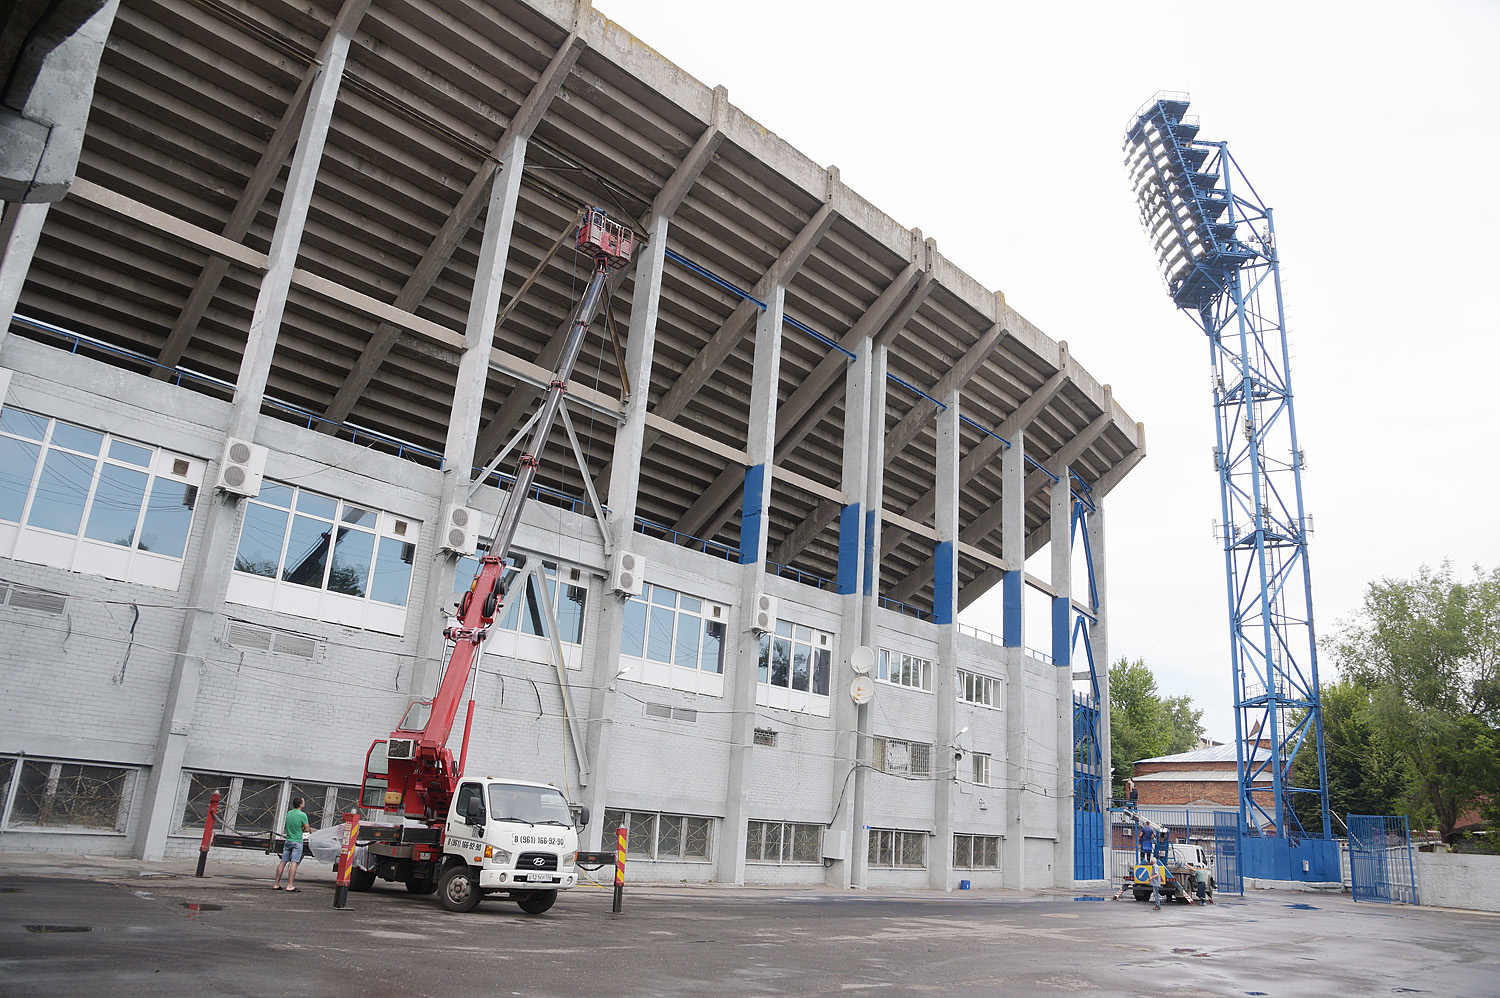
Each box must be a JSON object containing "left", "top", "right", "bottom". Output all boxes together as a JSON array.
[
  {"left": 756, "top": 618, "right": 832, "bottom": 716},
  {"left": 879, "top": 649, "right": 932, "bottom": 691},
  {"left": 175, "top": 772, "right": 363, "bottom": 835},
  {"left": 959, "top": 669, "right": 1000, "bottom": 709},
  {"left": 620, "top": 582, "right": 727, "bottom": 696},
  {"left": 746, "top": 820, "right": 823, "bottom": 864},
  {"left": 228, "top": 480, "right": 416, "bottom": 635},
  {"left": 601, "top": 808, "right": 713, "bottom": 862},
  {"left": 0, "top": 407, "right": 202, "bottom": 588}
]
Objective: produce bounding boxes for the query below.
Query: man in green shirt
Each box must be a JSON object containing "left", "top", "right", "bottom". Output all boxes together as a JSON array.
[{"left": 273, "top": 797, "right": 317, "bottom": 892}]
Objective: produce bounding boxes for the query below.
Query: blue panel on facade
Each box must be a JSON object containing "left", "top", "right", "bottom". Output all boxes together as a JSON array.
[
  {"left": 932, "top": 539, "right": 955, "bottom": 624},
  {"left": 863, "top": 508, "right": 877, "bottom": 597},
  {"left": 837, "top": 502, "right": 860, "bottom": 595},
  {"left": 1002, "top": 570, "right": 1022, "bottom": 647},
  {"left": 738, "top": 463, "right": 765, "bottom": 565},
  {"left": 1051, "top": 595, "right": 1070, "bottom": 667}
]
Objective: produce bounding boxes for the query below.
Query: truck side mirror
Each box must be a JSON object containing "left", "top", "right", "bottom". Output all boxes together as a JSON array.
[
  {"left": 465, "top": 796, "right": 485, "bottom": 826},
  {"left": 571, "top": 804, "right": 590, "bottom": 828}
]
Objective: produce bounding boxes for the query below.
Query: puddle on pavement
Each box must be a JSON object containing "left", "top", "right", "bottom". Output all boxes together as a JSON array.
[
  {"left": 178, "top": 902, "right": 225, "bottom": 913},
  {"left": 24, "top": 925, "right": 92, "bottom": 933},
  {"left": 0, "top": 887, "right": 22, "bottom": 893},
  {"left": 1073, "top": 896, "right": 1108, "bottom": 901},
  {"left": 1283, "top": 903, "right": 1318, "bottom": 910}
]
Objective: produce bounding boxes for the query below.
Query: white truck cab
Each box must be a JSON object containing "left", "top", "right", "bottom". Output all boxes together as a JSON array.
[{"left": 437, "top": 777, "right": 587, "bottom": 913}]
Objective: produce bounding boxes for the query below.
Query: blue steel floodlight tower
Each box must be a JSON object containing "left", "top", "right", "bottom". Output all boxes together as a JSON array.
[{"left": 1123, "top": 94, "right": 1334, "bottom": 878}]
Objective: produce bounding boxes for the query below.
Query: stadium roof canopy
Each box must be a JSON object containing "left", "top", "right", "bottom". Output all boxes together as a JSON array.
[{"left": 12, "top": 0, "right": 1144, "bottom": 614}]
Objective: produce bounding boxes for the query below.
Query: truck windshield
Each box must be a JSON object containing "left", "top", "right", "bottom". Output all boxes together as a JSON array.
[{"left": 487, "top": 784, "right": 572, "bottom": 825}]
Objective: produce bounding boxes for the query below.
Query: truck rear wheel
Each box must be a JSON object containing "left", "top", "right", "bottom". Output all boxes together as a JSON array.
[
  {"left": 1133, "top": 890, "right": 1151, "bottom": 903},
  {"left": 439, "top": 864, "right": 483, "bottom": 912},
  {"left": 516, "top": 890, "right": 557, "bottom": 915},
  {"left": 349, "top": 867, "right": 377, "bottom": 892}
]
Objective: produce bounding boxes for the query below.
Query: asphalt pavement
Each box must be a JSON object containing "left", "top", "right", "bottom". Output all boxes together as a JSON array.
[{"left": 0, "top": 852, "right": 1495, "bottom": 997}]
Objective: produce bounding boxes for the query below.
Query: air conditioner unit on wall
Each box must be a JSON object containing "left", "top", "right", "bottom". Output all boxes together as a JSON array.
[
  {"left": 610, "top": 550, "right": 644, "bottom": 595},
  {"left": 216, "top": 437, "right": 269, "bottom": 497},
  {"left": 441, "top": 505, "right": 480, "bottom": 555},
  {"left": 751, "top": 592, "right": 778, "bottom": 633}
]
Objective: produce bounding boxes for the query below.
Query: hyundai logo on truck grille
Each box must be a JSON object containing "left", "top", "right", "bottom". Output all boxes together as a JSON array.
[{"left": 533, "top": 857, "right": 546, "bottom": 867}]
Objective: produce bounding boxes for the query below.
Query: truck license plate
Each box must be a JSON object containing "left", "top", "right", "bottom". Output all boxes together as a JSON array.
[{"left": 524, "top": 873, "right": 555, "bottom": 883}]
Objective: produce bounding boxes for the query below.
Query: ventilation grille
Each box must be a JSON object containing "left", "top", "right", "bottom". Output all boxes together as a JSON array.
[
  {"left": 753, "top": 728, "right": 778, "bottom": 747},
  {"left": 224, "top": 622, "right": 320, "bottom": 659},
  {"left": 3, "top": 585, "right": 68, "bottom": 615},
  {"left": 644, "top": 702, "right": 698, "bottom": 724}
]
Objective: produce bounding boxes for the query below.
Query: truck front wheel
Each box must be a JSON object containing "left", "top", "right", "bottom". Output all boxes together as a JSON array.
[
  {"left": 439, "top": 865, "right": 483, "bottom": 912},
  {"left": 516, "top": 890, "right": 557, "bottom": 915}
]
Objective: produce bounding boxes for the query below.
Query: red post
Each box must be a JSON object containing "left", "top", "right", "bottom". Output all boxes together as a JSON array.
[
  {"left": 332, "top": 811, "right": 360, "bottom": 910},
  {"left": 195, "top": 791, "right": 221, "bottom": 878},
  {"left": 457, "top": 699, "right": 476, "bottom": 775},
  {"left": 612, "top": 823, "right": 626, "bottom": 914}
]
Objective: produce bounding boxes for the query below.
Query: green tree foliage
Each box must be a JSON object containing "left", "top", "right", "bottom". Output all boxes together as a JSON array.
[
  {"left": 1327, "top": 563, "right": 1500, "bottom": 842},
  {"left": 1109, "top": 657, "right": 1205, "bottom": 798},
  {"left": 1290, "top": 677, "right": 1410, "bottom": 833}
]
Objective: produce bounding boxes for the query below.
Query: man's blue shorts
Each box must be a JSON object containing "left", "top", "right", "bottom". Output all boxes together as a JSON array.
[{"left": 281, "top": 840, "right": 305, "bottom": 863}]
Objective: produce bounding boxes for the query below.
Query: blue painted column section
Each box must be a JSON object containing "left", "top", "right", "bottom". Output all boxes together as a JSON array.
[
  {"left": 932, "top": 539, "right": 956, "bottom": 625},
  {"left": 739, "top": 463, "right": 767, "bottom": 565},
  {"left": 837, "top": 502, "right": 860, "bottom": 595},
  {"left": 1002, "top": 571, "right": 1023, "bottom": 647},
  {"left": 1000, "top": 426, "right": 1026, "bottom": 649},
  {"left": 1051, "top": 596, "right": 1071, "bottom": 667},
  {"left": 863, "top": 507, "right": 878, "bottom": 597}
]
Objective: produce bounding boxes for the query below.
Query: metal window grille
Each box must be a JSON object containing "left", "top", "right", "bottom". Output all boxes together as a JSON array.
[
  {"left": 176, "top": 773, "right": 363, "bottom": 836},
  {"left": 2, "top": 759, "right": 134, "bottom": 831},
  {"left": 868, "top": 828, "right": 927, "bottom": 868},
  {"left": 604, "top": 808, "right": 713, "bottom": 861},
  {"left": 954, "top": 833, "right": 1000, "bottom": 869}
]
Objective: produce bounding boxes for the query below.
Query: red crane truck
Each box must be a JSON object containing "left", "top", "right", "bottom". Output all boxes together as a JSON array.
[{"left": 350, "top": 208, "right": 633, "bottom": 913}]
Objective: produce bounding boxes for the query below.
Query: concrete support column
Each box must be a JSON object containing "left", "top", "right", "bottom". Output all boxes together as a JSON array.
[
  {"left": 582, "top": 211, "right": 669, "bottom": 845},
  {"left": 1088, "top": 500, "right": 1112, "bottom": 811},
  {"left": 412, "top": 138, "right": 529, "bottom": 699},
  {"left": 718, "top": 282, "right": 785, "bottom": 885},
  {"left": 1000, "top": 427, "right": 1026, "bottom": 887},
  {"left": 829, "top": 335, "right": 872, "bottom": 889},
  {"left": 850, "top": 342, "right": 887, "bottom": 889},
  {"left": 1050, "top": 467, "right": 1074, "bottom": 886},
  {"left": 930, "top": 386, "right": 960, "bottom": 889},
  {"left": 0, "top": 201, "right": 50, "bottom": 351},
  {"left": 135, "top": 19, "right": 362, "bottom": 859}
]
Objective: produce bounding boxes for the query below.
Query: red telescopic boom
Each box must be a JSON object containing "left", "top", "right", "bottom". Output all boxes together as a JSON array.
[{"left": 374, "top": 208, "right": 634, "bottom": 823}]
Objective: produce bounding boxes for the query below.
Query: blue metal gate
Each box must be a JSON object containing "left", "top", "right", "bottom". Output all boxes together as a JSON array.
[
  {"left": 1348, "top": 814, "right": 1418, "bottom": 904},
  {"left": 1213, "top": 810, "right": 1242, "bottom": 896},
  {"left": 1073, "top": 691, "right": 1105, "bottom": 880}
]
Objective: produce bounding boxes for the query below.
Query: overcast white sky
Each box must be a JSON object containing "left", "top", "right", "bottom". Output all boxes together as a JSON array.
[{"left": 597, "top": 0, "right": 1500, "bottom": 741}]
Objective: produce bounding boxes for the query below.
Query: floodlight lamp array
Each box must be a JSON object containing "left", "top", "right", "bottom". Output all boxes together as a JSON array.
[{"left": 1123, "top": 94, "right": 1246, "bottom": 310}]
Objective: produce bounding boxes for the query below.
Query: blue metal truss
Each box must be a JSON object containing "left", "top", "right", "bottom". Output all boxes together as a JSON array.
[
  {"left": 1124, "top": 95, "right": 1332, "bottom": 842},
  {"left": 1070, "top": 498, "right": 1105, "bottom": 879}
]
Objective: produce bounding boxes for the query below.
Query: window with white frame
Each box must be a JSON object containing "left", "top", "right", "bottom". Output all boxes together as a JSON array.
[
  {"left": 602, "top": 808, "right": 713, "bottom": 862},
  {"left": 0, "top": 756, "right": 137, "bottom": 833},
  {"left": 456, "top": 553, "right": 588, "bottom": 669},
  {"left": 959, "top": 669, "right": 1000, "bottom": 708},
  {"left": 0, "top": 407, "right": 202, "bottom": 589},
  {"left": 872, "top": 737, "right": 932, "bottom": 777},
  {"left": 971, "top": 752, "right": 992, "bottom": 786},
  {"left": 953, "top": 833, "right": 1000, "bottom": 869},
  {"left": 746, "top": 819, "right": 822, "bottom": 864},
  {"left": 621, "top": 582, "right": 727, "bottom": 696},
  {"left": 174, "top": 772, "right": 362, "bottom": 835},
  {"left": 878, "top": 649, "right": 932, "bottom": 691},
  {"left": 867, "top": 828, "right": 927, "bottom": 868},
  {"left": 757, "top": 618, "right": 832, "bottom": 717},
  {"left": 228, "top": 480, "right": 416, "bottom": 635}
]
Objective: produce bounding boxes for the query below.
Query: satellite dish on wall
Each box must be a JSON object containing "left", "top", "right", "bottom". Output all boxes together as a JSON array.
[{"left": 850, "top": 645, "right": 875, "bottom": 675}]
